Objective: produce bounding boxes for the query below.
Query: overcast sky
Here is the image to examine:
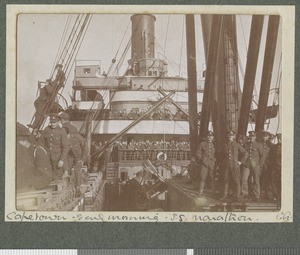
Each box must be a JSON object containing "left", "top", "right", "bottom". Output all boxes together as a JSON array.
[{"left": 16, "top": 13, "right": 282, "bottom": 133}]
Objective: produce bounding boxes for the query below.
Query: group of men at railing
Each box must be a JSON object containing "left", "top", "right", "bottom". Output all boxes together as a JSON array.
[
  {"left": 110, "top": 139, "right": 191, "bottom": 162},
  {"left": 108, "top": 108, "right": 189, "bottom": 121}
]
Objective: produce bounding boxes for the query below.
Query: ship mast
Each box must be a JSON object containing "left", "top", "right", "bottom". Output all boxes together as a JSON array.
[
  {"left": 185, "top": 14, "right": 199, "bottom": 158},
  {"left": 238, "top": 15, "right": 264, "bottom": 136},
  {"left": 255, "top": 15, "right": 280, "bottom": 132}
]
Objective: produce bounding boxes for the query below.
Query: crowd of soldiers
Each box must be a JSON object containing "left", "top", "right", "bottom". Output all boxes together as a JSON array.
[
  {"left": 17, "top": 106, "right": 282, "bottom": 204},
  {"left": 16, "top": 112, "right": 88, "bottom": 196},
  {"left": 192, "top": 130, "right": 281, "bottom": 202},
  {"left": 108, "top": 108, "right": 189, "bottom": 121},
  {"left": 110, "top": 139, "right": 191, "bottom": 162}
]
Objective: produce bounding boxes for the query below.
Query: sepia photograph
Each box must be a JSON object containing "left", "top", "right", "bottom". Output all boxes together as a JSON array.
[{"left": 5, "top": 5, "right": 294, "bottom": 222}]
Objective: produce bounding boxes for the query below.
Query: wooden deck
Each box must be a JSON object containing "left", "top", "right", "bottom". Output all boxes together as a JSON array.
[{"left": 166, "top": 179, "right": 280, "bottom": 212}]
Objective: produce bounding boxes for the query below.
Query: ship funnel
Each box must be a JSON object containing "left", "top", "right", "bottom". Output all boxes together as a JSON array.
[{"left": 131, "top": 14, "right": 156, "bottom": 63}]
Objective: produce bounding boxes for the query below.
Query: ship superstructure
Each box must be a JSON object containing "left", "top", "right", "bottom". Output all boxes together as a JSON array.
[
  {"left": 17, "top": 13, "right": 281, "bottom": 212},
  {"left": 69, "top": 14, "right": 204, "bottom": 187}
]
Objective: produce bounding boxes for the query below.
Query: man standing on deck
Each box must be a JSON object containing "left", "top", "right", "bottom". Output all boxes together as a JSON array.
[
  {"left": 39, "top": 113, "right": 69, "bottom": 180},
  {"left": 259, "top": 131, "right": 271, "bottom": 198},
  {"left": 63, "top": 127, "right": 88, "bottom": 196},
  {"left": 221, "top": 130, "right": 248, "bottom": 201},
  {"left": 272, "top": 133, "right": 281, "bottom": 201},
  {"left": 196, "top": 131, "right": 216, "bottom": 196},
  {"left": 237, "top": 134, "right": 250, "bottom": 199},
  {"left": 244, "top": 131, "right": 265, "bottom": 201}
]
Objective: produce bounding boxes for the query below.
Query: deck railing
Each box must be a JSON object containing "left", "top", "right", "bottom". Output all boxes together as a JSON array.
[{"left": 116, "top": 149, "right": 191, "bottom": 161}]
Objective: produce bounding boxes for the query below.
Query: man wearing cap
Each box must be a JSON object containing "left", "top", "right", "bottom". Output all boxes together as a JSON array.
[
  {"left": 63, "top": 127, "right": 88, "bottom": 196},
  {"left": 196, "top": 131, "right": 216, "bottom": 196},
  {"left": 222, "top": 130, "right": 248, "bottom": 201},
  {"left": 244, "top": 131, "right": 265, "bottom": 201},
  {"left": 39, "top": 113, "right": 69, "bottom": 180},
  {"left": 259, "top": 131, "right": 272, "bottom": 198},
  {"left": 236, "top": 134, "right": 250, "bottom": 199},
  {"left": 59, "top": 112, "right": 78, "bottom": 134},
  {"left": 16, "top": 123, "right": 52, "bottom": 192}
]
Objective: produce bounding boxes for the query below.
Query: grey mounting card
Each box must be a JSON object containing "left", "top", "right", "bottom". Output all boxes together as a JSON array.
[
  {"left": 0, "top": 0, "right": 299, "bottom": 250},
  {"left": 6, "top": 5, "right": 292, "bottom": 222}
]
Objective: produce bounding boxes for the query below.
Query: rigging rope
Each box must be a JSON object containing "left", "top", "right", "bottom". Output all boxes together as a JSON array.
[
  {"left": 32, "top": 14, "right": 93, "bottom": 131},
  {"left": 163, "top": 15, "right": 170, "bottom": 54},
  {"left": 178, "top": 16, "right": 185, "bottom": 78},
  {"left": 57, "top": 14, "right": 93, "bottom": 109},
  {"left": 51, "top": 14, "right": 71, "bottom": 77},
  {"left": 53, "top": 14, "right": 82, "bottom": 78},
  {"left": 78, "top": 36, "right": 132, "bottom": 134}
]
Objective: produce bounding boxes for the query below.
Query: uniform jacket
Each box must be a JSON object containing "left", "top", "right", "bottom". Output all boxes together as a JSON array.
[
  {"left": 273, "top": 142, "right": 281, "bottom": 169},
  {"left": 40, "top": 126, "right": 69, "bottom": 162},
  {"left": 63, "top": 121, "right": 78, "bottom": 134},
  {"left": 68, "top": 133, "right": 88, "bottom": 162},
  {"left": 196, "top": 140, "right": 216, "bottom": 169},
  {"left": 260, "top": 141, "right": 271, "bottom": 168},
  {"left": 223, "top": 141, "right": 248, "bottom": 169},
  {"left": 244, "top": 141, "right": 265, "bottom": 169}
]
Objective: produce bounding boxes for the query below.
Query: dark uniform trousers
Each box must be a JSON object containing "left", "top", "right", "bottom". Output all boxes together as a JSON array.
[
  {"left": 223, "top": 141, "right": 248, "bottom": 198},
  {"left": 40, "top": 126, "right": 69, "bottom": 180},
  {"left": 196, "top": 141, "right": 216, "bottom": 193},
  {"left": 244, "top": 141, "right": 265, "bottom": 199}
]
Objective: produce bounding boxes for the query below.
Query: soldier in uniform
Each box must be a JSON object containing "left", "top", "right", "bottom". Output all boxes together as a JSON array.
[
  {"left": 16, "top": 123, "right": 52, "bottom": 192},
  {"left": 59, "top": 112, "right": 78, "bottom": 134},
  {"left": 39, "top": 113, "right": 70, "bottom": 180},
  {"left": 196, "top": 131, "right": 216, "bottom": 196},
  {"left": 221, "top": 130, "right": 248, "bottom": 201},
  {"left": 29, "top": 64, "right": 65, "bottom": 130},
  {"left": 63, "top": 127, "right": 88, "bottom": 196},
  {"left": 244, "top": 131, "right": 265, "bottom": 201},
  {"left": 236, "top": 134, "right": 250, "bottom": 198},
  {"left": 29, "top": 79, "right": 64, "bottom": 130},
  {"left": 259, "top": 131, "right": 271, "bottom": 198},
  {"left": 272, "top": 133, "right": 281, "bottom": 201},
  {"left": 53, "top": 63, "right": 66, "bottom": 89}
]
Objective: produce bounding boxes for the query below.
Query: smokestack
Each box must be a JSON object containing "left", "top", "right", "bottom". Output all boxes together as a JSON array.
[{"left": 131, "top": 14, "right": 156, "bottom": 63}]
